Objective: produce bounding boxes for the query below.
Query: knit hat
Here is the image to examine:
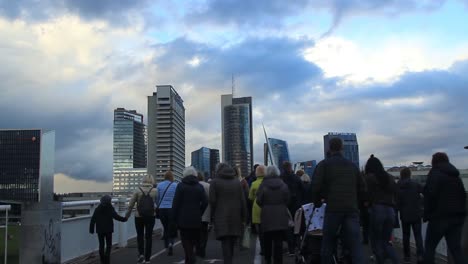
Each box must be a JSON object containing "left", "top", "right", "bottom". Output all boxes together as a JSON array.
[{"left": 100, "top": 195, "right": 112, "bottom": 205}]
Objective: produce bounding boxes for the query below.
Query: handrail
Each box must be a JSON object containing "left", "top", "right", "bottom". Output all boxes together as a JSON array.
[
  {"left": 61, "top": 197, "right": 131, "bottom": 208},
  {"left": 0, "top": 205, "right": 11, "bottom": 211}
]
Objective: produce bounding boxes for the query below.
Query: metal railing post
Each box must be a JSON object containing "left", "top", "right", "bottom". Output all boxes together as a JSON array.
[
  {"left": 117, "top": 197, "right": 128, "bottom": 247},
  {"left": 4, "top": 209, "right": 7, "bottom": 264}
]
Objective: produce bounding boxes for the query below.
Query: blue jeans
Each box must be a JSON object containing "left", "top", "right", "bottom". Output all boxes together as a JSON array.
[
  {"left": 371, "top": 205, "right": 399, "bottom": 264},
  {"left": 321, "top": 211, "right": 366, "bottom": 264},
  {"left": 424, "top": 217, "right": 467, "bottom": 264}
]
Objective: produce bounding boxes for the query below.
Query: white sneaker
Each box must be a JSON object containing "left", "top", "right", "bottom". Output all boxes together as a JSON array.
[{"left": 137, "top": 255, "right": 145, "bottom": 263}]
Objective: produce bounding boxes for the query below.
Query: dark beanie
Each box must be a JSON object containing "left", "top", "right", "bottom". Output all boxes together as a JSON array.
[{"left": 100, "top": 195, "right": 112, "bottom": 205}]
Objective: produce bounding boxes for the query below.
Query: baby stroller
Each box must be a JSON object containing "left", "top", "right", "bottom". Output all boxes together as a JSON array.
[{"left": 294, "top": 203, "right": 338, "bottom": 264}]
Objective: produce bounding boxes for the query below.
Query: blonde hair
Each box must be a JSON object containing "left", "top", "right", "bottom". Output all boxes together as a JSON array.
[
  {"left": 143, "top": 175, "right": 155, "bottom": 185},
  {"left": 256, "top": 165, "right": 266, "bottom": 177},
  {"left": 300, "top": 174, "right": 311, "bottom": 183}
]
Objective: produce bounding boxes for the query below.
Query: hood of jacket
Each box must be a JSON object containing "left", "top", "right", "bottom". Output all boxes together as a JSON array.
[
  {"left": 262, "top": 177, "right": 284, "bottom": 190},
  {"left": 217, "top": 167, "right": 236, "bottom": 180},
  {"left": 182, "top": 175, "right": 199, "bottom": 185},
  {"left": 434, "top": 162, "right": 460, "bottom": 178},
  {"left": 398, "top": 178, "right": 413, "bottom": 189}
]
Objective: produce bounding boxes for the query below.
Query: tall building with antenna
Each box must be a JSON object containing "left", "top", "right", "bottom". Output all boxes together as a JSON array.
[{"left": 221, "top": 84, "right": 253, "bottom": 177}]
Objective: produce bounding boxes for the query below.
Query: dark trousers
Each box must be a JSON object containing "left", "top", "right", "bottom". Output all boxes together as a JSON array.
[
  {"left": 402, "top": 220, "right": 424, "bottom": 259},
  {"left": 371, "top": 205, "right": 399, "bottom": 264},
  {"left": 180, "top": 228, "right": 200, "bottom": 264},
  {"left": 286, "top": 227, "right": 296, "bottom": 254},
  {"left": 97, "top": 233, "right": 112, "bottom": 264},
  {"left": 424, "top": 217, "right": 467, "bottom": 264},
  {"left": 135, "top": 216, "right": 156, "bottom": 261},
  {"left": 360, "top": 207, "right": 370, "bottom": 244},
  {"left": 321, "top": 211, "right": 365, "bottom": 264},
  {"left": 159, "top": 208, "right": 176, "bottom": 248},
  {"left": 263, "top": 230, "right": 284, "bottom": 264},
  {"left": 255, "top": 224, "right": 264, "bottom": 254},
  {"left": 197, "top": 222, "right": 209, "bottom": 257},
  {"left": 220, "top": 236, "right": 237, "bottom": 264}
]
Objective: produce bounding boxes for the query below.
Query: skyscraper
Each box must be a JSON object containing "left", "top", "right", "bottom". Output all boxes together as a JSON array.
[
  {"left": 148, "top": 85, "right": 185, "bottom": 182},
  {"left": 191, "top": 147, "right": 220, "bottom": 180},
  {"left": 264, "top": 138, "right": 291, "bottom": 168},
  {"left": 0, "top": 129, "right": 55, "bottom": 202},
  {"left": 191, "top": 147, "right": 210, "bottom": 179},
  {"left": 221, "top": 94, "right": 253, "bottom": 178},
  {"left": 112, "top": 108, "right": 147, "bottom": 194},
  {"left": 209, "top": 149, "right": 220, "bottom": 178},
  {"left": 323, "top": 132, "right": 359, "bottom": 168}
]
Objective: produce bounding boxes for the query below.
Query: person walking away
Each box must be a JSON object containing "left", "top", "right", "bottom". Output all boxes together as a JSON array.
[
  {"left": 210, "top": 163, "right": 248, "bottom": 264},
  {"left": 396, "top": 167, "right": 424, "bottom": 263},
  {"left": 311, "top": 137, "right": 367, "bottom": 264},
  {"left": 172, "top": 167, "right": 208, "bottom": 264},
  {"left": 359, "top": 170, "right": 371, "bottom": 246},
  {"left": 197, "top": 172, "right": 211, "bottom": 258},
  {"left": 423, "top": 152, "right": 467, "bottom": 264},
  {"left": 235, "top": 166, "right": 250, "bottom": 250},
  {"left": 366, "top": 154, "right": 399, "bottom": 264},
  {"left": 246, "top": 164, "right": 260, "bottom": 187},
  {"left": 89, "top": 195, "right": 127, "bottom": 264},
  {"left": 126, "top": 175, "right": 158, "bottom": 263},
  {"left": 249, "top": 165, "right": 266, "bottom": 254},
  {"left": 257, "top": 165, "right": 290, "bottom": 264},
  {"left": 280, "top": 161, "right": 303, "bottom": 256},
  {"left": 299, "top": 170, "right": 312, "bottom": 204},
  {"left": 156, "top": 171, "right": 178, "bottom": 256}
]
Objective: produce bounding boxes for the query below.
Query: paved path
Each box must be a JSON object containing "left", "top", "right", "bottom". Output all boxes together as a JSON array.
[{"left": 73, "top": 230, "right": 446, "bottom": 264}]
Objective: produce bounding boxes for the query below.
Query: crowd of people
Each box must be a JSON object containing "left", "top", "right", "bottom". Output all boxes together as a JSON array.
[{"left": 89, "top": 137, "right": 467, "bottom": 264}]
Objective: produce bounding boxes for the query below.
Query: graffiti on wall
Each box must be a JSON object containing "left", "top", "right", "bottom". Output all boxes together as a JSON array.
[{"left": 42, "top": 219, "right": 60, "bottom": 264}]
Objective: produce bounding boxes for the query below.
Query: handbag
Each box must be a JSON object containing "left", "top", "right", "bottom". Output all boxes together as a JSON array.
[
  {"left": 155, "top": 182, "right": 173, "bottom": 219},
  {"left": 241, "top": 225, "right": 251, "bottom": 249}
]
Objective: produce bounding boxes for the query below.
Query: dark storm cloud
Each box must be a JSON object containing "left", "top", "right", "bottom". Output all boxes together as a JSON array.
[
  {"left": 152, "top": 36, "right": 323, "bottom": 97},
  {"left": 186, "top": 0, "right": 447, "bottom": 36},
  {"left": 0, "top": 96, "right": 113, "bottom": 182},
  {"left": 0, "top": 0, "right": 150, "bottom": 25}
]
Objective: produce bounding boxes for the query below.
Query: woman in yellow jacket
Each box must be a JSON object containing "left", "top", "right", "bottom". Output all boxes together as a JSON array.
[{"left": 249, "top": 165, "right": 266, "bottom": 254}]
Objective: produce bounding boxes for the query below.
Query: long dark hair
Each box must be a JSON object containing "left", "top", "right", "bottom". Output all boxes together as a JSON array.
[{"left": 365, "top": 154, "right": 389, "bottom": 187}]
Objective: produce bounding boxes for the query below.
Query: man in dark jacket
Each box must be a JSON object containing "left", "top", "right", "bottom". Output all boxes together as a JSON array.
[
  {"left": 423, "top": 152, "right": 467, "bottom": 264},
  {"left": 89, "top": 195, "right": 127, "bottom": 264},
  {"left": 280, "top": 161, "right": 303, "bottom": 255},
  {"left": 173, "top": 167, "right": 208, "bottom": 264},
  {"left": 397, "top": 168, "right": 424, "bottom": 263},
  {"left": 311, "top": 137, "right": 366, "bottom": 264}
]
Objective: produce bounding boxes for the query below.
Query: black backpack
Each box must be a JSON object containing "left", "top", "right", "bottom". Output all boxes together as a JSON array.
[{"left": 137, "top": 187, "right": 155, "bottom": 217}]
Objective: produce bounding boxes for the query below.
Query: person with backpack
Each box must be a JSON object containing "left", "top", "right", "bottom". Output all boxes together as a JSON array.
[
  {"left": 126, "top": 175, "right": 158, "bottom": 264},
  {"left": 173, "top": 167, "right": 208, "bottom": 264},
  {"left": 156, "top": 171, "right": 178, "bottom": 256},
  {"left": 89, "top": 195, "right": 127, "bottom": 264}
]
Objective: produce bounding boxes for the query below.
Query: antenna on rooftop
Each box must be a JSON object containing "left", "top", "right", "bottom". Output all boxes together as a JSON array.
[{"left": 231, "top": 74, "right": 236, "bottom": 97}]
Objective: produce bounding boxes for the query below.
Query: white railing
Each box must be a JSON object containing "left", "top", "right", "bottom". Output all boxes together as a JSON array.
[
  {"left": 60, "top": 198, "right": 161, "bottom": 263},
  {"left": 0, "top": 205, "right": 11, "bottom": 264}
]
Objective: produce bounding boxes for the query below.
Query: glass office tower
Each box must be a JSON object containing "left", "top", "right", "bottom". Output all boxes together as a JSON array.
[
  {"left": 113, "top": 108, "right": 146, "bottom": 170},
  {"left": 0, "top": 129, "right": 55, "bottom": 202},
  {"left": 113, "top": 108, "right": 147, "bottom": 194},
  {"left": 191, "top": 147, "right": 211, "bottom": 179},
  {"left": 221, "top": 94, "right": 253, "bottom": 178},
  {"left": 264, "top": 138, "right": 290, "bottom": 167},
  {"left": 323, "top": 132, "right": 359, "bottom": 168},
  {"left": 148, "top": 85, "right": 185, "bottom": 182}
]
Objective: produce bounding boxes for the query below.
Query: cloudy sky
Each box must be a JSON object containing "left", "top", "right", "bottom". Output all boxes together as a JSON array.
[{"left": 1, "top": 0, "right": 467, "bottom": 193}]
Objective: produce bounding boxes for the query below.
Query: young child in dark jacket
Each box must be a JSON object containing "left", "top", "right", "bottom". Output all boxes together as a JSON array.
[{"left": 89, "top": 195, "right": 127, "bottom": 264}]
